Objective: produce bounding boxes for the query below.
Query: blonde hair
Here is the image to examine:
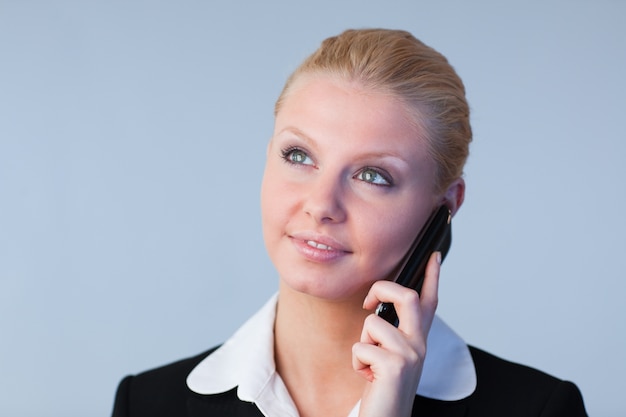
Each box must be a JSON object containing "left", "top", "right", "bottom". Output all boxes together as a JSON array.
[{"left": 275, "top": 28, "right": 472, "bottom": 194}]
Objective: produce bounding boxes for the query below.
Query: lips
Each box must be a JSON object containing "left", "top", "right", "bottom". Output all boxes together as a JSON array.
[{"left": 289, "top": 232, "right": 351, "bottom": 262}]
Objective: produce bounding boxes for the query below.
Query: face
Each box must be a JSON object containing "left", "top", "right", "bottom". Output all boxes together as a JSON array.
[{"left": 261, "top": 75, "right": 441, "bottom": 302}]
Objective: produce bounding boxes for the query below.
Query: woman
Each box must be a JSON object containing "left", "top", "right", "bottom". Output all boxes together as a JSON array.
[{"left": 112, "top": 28, "right": 587, "bottom": 417}]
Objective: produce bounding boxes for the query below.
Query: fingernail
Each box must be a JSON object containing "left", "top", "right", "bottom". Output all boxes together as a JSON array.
[
  {"left": 436, "top": 251, "right": 442, "bottom": 265},
  {"left": 362, "top": 294, "right": 369, "bottom": 308}
]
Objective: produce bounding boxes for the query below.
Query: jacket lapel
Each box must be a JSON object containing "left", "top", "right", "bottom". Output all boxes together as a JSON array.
[
  {"left": 187, "top": 389, "right": 265, "bottom": 417},
  {"left": 412, "top": 395, "right": 468, "bottom": 417},
  {"left": 187, "top": 391, "right": 468, "bottom": 417}
]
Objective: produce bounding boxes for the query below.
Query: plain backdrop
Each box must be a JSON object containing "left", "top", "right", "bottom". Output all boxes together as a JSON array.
[{"left": 1, "top": 1, "right": 625, "bottom": 416}]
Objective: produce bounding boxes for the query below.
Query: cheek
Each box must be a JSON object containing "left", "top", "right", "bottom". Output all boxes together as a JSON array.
[
  {"left": 261, "top": 160, "right": 282, "bottom": 209},
  {"left": 260, "top": 170, "right": 280, "bottom": 237},
  {"left": 367, "top": 222, "right": 414, "bottom": 273},
  {"left": 361, "top": 204, "right": 434, "bottom": 279},
  {"left": 260, "top": 165, "right": 295, "bottom": 243}
]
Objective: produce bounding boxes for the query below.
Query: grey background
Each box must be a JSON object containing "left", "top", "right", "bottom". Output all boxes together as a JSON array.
[{"left": 1, "top": 1, "right": 624, "bottom": 416}]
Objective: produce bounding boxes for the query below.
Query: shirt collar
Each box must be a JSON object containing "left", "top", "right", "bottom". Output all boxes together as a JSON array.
[{"left": 187, "top": 294, "right": 476, "bottom": 412}]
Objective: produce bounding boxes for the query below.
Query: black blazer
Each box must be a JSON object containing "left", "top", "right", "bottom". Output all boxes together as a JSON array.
[{"left": 111, "top": 346, "right": 587, "bottom": 417}]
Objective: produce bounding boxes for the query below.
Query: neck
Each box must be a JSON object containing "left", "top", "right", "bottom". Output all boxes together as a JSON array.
[
  {"left": 273, "top": 283, "right": 370, "bottom": 416},
  {"left": 275, "top": 282, "right": 370, "bottom": 353}
]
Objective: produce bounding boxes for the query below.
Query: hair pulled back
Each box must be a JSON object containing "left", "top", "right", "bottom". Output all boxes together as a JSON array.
[{"left": 275, "top": 28, "right": 472, "bottom": 193}]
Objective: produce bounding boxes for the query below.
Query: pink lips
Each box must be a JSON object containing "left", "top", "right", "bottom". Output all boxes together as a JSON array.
[{"left": 289, "top": 233, "right": 350, "bottom": 263}]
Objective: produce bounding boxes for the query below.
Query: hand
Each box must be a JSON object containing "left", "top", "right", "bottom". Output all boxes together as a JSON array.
[{"left": 352, "top": 251, "right": 441, "bottom": 417}]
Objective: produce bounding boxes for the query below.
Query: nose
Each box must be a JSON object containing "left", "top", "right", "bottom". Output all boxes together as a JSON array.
[{"left": 303, "top": 173, "right": 347, "bottom": 224}]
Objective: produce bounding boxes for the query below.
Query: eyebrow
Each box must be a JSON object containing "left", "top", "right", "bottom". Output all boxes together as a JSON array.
[
  {"left": 275, "top": 127, "right": 316, "bottom": 147},
  {"left": 276, "top": 126, "right": 410, "bottom": 165}
]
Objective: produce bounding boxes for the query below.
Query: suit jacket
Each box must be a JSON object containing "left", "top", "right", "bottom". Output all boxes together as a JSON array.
[{"left": 111, "top": 345, "right": 587, "bottom": 417}]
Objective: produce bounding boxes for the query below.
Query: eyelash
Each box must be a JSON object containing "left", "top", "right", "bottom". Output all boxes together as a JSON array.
[
  {"left": 356, "top": 167, "right": 393, "bottom": 187},
  {"left": 279, "top": 146, "right": 393, "bottom": 187},
  {"left": 280, "top": 146, "right": 312, "bottom": 166}
]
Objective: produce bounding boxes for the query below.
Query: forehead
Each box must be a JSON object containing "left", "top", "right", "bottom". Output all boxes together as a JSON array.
[{"left": 275, "top": 75, "right": 425, "bottom": 150}]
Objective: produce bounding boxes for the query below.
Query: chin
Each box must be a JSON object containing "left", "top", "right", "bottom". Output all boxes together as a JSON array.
[{"left": 281, "top": 273, "right": 371, "bottom": 303}]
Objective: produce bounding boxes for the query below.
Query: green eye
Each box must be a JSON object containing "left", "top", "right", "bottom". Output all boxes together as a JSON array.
[
  {"left": 357, "top": 168, "right": 391, "bottom": 186},
  {"left": 290, "top": 150, "right": 308, "bottom": 163},
  {"left": 281, "top": 147, "right": 314, "bottom": 166}
]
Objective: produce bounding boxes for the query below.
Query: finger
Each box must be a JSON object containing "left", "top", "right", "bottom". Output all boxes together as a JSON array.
[
  {"left": 360, "top": 313, "right": 408, "bottom": 349},
  {"left": 352, "top": 341, "right": 411, "bottom": 381},
  {"left": 352, "top": 342, "right": 379, "bottom": 382},
  {"left": 362, "top": 280, "right": 416, "bottom": 311},
  {"left": 363, "top": 281, "right": 421, "bottom": 335},
  {"left": 352, "top": 341, "right": 422, "bottom": 384}
]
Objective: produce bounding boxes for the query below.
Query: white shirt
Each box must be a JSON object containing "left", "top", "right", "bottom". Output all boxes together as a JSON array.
[{"left": 187, "top": 294, "right": 476, "bottom": 417}]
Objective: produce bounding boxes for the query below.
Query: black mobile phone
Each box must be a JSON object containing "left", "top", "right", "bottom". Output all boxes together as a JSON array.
[{"left": 375, "top": 205, "right": 452, "bottom": 327}]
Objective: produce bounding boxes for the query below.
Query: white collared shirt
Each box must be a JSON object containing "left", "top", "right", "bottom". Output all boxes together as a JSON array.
[{"left": 187, "top": 294, "right": 476, "bottom": 417}]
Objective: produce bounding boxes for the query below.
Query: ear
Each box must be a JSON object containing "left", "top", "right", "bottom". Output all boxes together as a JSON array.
[{"left": 441, "top": 178, "right": 465, "bottom": 217}]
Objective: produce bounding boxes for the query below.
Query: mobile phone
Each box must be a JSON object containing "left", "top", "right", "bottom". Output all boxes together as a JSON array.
[{"left": 375, "top": 205, "right": 452, "bottom": 327}]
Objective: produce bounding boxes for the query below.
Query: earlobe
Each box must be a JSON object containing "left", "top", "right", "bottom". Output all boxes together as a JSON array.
[{"left": 442, "top": 178, "right": 465, "bottom": 216}]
